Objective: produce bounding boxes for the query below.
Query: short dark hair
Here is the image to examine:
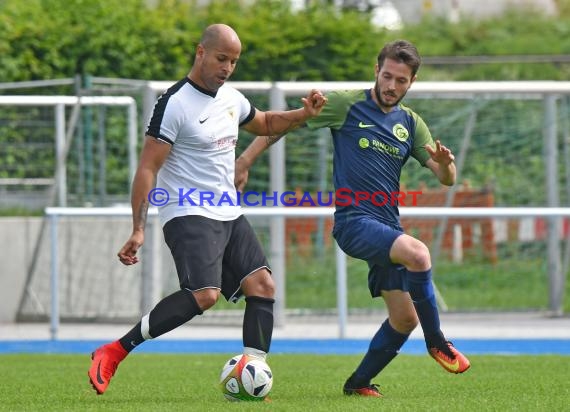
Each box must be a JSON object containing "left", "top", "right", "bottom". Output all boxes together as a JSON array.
[{"left": 377, "top": 40, "right": 421, "bottom": 76}]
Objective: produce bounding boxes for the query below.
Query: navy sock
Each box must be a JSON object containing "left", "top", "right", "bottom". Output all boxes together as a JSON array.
[
  {"left": 351, "top": 319, "right": 409, "bottom": 385},
  {"left": 407, "top": 268, "right": 441, "bottom": 340}
]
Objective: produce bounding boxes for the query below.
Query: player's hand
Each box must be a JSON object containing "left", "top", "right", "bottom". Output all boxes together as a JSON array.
[
  {"left": 117, "top": 231, "right": 144, "bottom": 265},
  {"left": 301, "top": 89, "right": 327, "bottom": 118},
  {"left": 425, "top": 140, "right": 455, "bottom": 166},
  {"left": 234, "top": 157, "right": 250, "bottom": 193}
]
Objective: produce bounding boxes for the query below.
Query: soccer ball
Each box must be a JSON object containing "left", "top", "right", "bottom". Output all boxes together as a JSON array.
[{"left": 219, "top": 354, "right": 273, "bottom": 401}]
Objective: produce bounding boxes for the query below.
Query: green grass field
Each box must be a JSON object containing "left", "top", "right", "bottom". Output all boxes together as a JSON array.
[{"left": 1, "top": 353, "right": 567, "bottom": 411}]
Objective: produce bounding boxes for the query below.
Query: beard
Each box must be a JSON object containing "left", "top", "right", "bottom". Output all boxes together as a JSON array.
[{"left": 374, "top": 82, "right": 405, "bottom": 109}]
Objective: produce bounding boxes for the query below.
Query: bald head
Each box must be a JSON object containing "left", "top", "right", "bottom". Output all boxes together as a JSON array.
[
  {"left": 189, "top": 24, "right": 242, "bottom": 92},
  {"left": 200, "top": 24, "right": 241, "bottom": 51}
]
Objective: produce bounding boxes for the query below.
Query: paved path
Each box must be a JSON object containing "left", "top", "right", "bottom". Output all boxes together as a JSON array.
[{"left": 2, "top": 311, "right": 569, "bottom": 341}]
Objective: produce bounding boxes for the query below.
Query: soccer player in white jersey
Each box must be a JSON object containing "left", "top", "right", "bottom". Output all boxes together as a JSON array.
[{"left": 88, "top": 23, "right": 326, "bottom": 395}]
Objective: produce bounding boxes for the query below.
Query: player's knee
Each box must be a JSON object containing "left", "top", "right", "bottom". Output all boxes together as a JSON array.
[
  {"left": 243, "top": 269, "right": 274, "bottom": 298},
  {"left": 404, "top": 314, "right": 419, "bottom": 332},
  {"left": 408, "top": 242, "right": 431, "bottom": 271},
  {"left": 392, "top": 236, "right": 431, "bottom": 270},
  {"left": 192, "top": 288, "right": 220, "bottom": 311},
  {"left": 257, "top": 271, "right": 275, "bottom": 297},
  {"left": 392, "top": 313, "right": 419, "bottom": 334}
]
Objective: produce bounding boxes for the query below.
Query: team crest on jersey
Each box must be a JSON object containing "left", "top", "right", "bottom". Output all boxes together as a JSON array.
[
  {"left": 392, "top": 124, "right": 409, "bottom": 141},
  {"left": 228, "top": 109, "right": 235, "bottom": 119}
]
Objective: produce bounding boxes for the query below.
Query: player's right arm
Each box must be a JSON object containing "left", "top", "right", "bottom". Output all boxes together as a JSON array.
[
  {"left": 235, "top": 134, "right": 284, "bottom": 192},
  {"left": 118, "top": 136, "right": 171, "bottom": 265}
]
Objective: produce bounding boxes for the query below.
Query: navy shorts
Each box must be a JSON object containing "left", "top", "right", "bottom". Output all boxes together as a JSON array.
[
  {"left": 333, "top": 213, "right": 407, "bottom": 297},
  {"left": 367, "top": 263, "right": 409, "bottom": 297},
  {"left": 163, "top": 214, "right": 270, "bottom": 302}
]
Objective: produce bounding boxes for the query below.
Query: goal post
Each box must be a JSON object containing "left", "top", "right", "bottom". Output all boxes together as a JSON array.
[{"left": 0, "top": 95, "right": 138, "bottom": 207}]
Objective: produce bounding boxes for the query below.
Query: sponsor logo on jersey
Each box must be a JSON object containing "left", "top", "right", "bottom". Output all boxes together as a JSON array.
[
  {"left": 359, "top": 138, "right": 370, "bottom": 148},
  {"left": 358, "top": 137, "right": 403, "bottom": 159}
]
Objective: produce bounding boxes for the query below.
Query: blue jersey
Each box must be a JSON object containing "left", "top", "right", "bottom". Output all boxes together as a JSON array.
[{"left": 307, "top": 89, "right": 434, "bottom": 227}]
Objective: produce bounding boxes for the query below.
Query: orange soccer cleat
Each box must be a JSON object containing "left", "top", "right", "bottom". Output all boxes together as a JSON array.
[{"left": 428, "top": 340, "right": 471, "bottom": 374}]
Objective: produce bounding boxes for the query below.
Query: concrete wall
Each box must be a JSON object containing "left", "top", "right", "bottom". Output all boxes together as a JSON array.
[
  {"left": 0, "top": 218, "right": 43, "bottom": 322},
  {"left": 0, "top": 217, "right": 178, "bottom": 324}
]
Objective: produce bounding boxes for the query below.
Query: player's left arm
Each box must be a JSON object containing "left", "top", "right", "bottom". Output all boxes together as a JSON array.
[
  {"left": 236, "top": 90, "right": 349, "bottom": 190},
  {"left": 425, "top": 140, "right": 456, "bottom": 186},
  {"left": 235, "top": 89, "right": 327, "bottom": 191},
  {"left": 409, "top": 110, "right": 456, "bottom": 186},
  {"left": 242, "top": 89, "right": 327, "bottom": 137}
]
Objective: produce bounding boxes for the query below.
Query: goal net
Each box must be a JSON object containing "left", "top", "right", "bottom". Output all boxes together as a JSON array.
[{"left": 10, "top": 81, "right": 570, "bottom": 328}]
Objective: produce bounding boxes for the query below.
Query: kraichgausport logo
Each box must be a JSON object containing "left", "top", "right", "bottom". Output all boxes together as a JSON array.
[{"left": 147, "top": 188, "right": 422, "bottom": 207}]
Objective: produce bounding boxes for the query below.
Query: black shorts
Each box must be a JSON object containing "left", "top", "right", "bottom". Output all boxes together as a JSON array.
[{"left": 163, "top": 214, "right": 270, "bottom": 302}]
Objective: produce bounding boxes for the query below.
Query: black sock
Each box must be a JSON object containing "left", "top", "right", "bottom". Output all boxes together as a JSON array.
[
  {"left": 243, "top": 296, "right": 274, "bottom": 353},
  {"left": 119, "top": 321, "right": 144, "bottom": 352},
  {"left": 119, "top": 288, "right": 202, "bottom": 352}
]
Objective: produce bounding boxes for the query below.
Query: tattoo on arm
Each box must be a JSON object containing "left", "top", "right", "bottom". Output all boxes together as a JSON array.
[
  {"left": 134, "top": 201, "right": 149, "bottom": 231},
  {"left": 265, "top": 112, "right": 300, "bottom": 136},
  {"left": 264, "top": 134, "right": 285, "bottom": 147}
]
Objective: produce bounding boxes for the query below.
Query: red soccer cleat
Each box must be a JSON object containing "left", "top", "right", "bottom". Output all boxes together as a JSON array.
[
  {"left": 343, "top": 378, "right": 383, "bottom": 398},
  {"left": 88, "top": 341, "right": 128, "bottom": 394}
]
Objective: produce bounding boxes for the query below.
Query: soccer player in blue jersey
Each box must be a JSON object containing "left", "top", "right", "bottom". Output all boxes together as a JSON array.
[{"left": 237, "top": 40, "right": 470, "bottom": 398}]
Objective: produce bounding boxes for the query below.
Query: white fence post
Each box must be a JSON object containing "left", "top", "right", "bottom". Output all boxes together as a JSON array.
[
  {"left": 49, "top": 213, "right": 59, "bottom": 340},
  {"left": 335, "top": 243, "right": 348, "bottom": 339}
]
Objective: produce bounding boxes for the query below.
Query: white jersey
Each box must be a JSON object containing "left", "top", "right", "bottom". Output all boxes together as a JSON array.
[{"left": 146, "top": 77, "right": 255, "bottom": 226}]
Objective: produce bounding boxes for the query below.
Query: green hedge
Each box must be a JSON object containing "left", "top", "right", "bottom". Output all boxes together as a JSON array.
[{"left": 1, "top": 0, "right": 570, "bottom": 83}]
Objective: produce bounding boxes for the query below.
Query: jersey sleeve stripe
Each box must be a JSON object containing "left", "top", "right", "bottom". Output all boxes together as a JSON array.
[
  {"left": 239, "top": 103, "right": 256, "bottom": 126},
  {"left": 152, "top": 135, "right": 174, "bottom": 145},
  {"left": 145, "top": 78, "right": 186, "bottom": 139}
]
